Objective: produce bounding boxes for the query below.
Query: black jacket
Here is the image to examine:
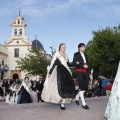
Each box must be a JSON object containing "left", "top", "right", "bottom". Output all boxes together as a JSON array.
[
  {"left": 36, "top": 80, "right": 45, "bottom": 92},
  {"left": 73, "top": 52, "right": 91, "bottom": 75}
]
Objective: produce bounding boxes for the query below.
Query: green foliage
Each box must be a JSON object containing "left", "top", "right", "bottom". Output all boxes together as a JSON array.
[
  {"left": 16, "top": 47, "right": 50, "bottom": 77},
  {"left": 86, "top": 25, "right": 120, "bottom": 77}
]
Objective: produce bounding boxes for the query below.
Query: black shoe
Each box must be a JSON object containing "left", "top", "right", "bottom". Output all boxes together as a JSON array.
[
  {"left": 82, "top": 105, "right": 90, "bottom": 109},
  {"left": 41, "top": 100, "right": 44, "bottom": 102},
  {"left": 75, "top": 100, "right": 79, "bottom": 105},
  {"left": 60, "top": 104, "right": 65, "bottom": 110}
]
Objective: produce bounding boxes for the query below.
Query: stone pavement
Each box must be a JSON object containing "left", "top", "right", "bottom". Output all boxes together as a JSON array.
[{"left": 0, "top": 96, "right": 108, "bottom": 120}]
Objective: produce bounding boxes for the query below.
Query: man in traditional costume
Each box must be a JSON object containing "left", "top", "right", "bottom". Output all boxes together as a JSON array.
[{"left": 73, "top": 43, "right": 93, "bottom": 109}]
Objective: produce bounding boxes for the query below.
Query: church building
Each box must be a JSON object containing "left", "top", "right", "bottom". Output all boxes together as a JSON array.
[{"left": 0, "top": 14, "right": 51, "bottom": 80}]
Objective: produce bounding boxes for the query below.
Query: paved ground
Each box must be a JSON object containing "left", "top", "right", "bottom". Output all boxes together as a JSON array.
[{"left": 0, "top": 96, "right": 108, "bottom": 120}]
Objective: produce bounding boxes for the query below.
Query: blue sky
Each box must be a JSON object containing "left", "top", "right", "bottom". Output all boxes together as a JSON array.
[{"left": 0, "top": 0, "right": 120, "bottom": 61}]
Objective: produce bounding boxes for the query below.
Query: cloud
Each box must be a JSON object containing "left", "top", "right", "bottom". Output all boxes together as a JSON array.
[
  {"left": 19, "top": 0, "right": 120, "bottom": 19},
  {"left": 19, "top": 0, "right": 71, "bottom": 17},
  {"left": 70, "top": 0, "right": 120, "bottom": 19},
  {"left": 0, "top": 0, "right": 120, "bottom": 20}
]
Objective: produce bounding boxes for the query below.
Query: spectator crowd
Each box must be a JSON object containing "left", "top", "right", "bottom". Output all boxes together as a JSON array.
[{"left": 0, "top": 75, "right": 45, "bottom": 104}]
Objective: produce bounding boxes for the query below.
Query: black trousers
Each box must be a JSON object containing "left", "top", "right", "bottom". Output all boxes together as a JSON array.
[
  {"left": 37, "top": 93, "right": 41, "bottom": 102},
  {"left": 1, "top": 72, "right": 4, "bottom": 80},
  {"left": 76, "top": 72, "right": 88, "bottom": 91}
]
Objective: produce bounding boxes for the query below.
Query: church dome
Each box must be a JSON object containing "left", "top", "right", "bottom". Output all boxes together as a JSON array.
[{"left": 32, "top": 39, "right": 44, "bottom": 51}]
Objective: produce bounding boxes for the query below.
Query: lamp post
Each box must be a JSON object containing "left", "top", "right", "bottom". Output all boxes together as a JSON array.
[{"left": 50, "top": 46, "right": 56, "bottom": 56}]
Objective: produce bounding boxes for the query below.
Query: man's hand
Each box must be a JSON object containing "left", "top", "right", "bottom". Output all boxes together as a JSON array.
[
  {"left": 84, "top": 64, "right": 88, "bottom": 68},
  {"left": 76, "top": 61, "right": 79, "bottom": 64},
  {"left": 36, "top": 90, "right": 40, "bottom": 94}
]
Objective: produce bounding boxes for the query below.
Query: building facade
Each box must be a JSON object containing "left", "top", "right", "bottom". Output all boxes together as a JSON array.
[{"left": 0, "top": 15, "right": 51, "bottom": 80}]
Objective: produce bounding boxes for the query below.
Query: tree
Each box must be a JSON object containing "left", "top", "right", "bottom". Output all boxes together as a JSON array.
[
  {"left": 16, "top": 47, "right": 50, "bottom": 77},
  {"left": 86, "top": 25, "right": 120, "bottom": 78}
]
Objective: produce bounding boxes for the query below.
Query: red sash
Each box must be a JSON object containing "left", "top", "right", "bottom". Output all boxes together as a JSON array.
[{"left": 76, "top": 63, "right": 87, "bottom": 73}]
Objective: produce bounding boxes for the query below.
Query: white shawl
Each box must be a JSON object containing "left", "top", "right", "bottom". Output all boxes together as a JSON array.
[
  {"left": 18, "top": 79, "right": 31, "bottom": 94},
  {"left": 48, "top": 51, "right": 72, "bottom": 75},
  {"left": 44, "top": 51, "right": 71, "bottom": 87}
]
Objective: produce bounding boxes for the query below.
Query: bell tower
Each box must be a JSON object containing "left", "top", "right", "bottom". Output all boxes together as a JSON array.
[
  {"left": 5, "top": 13, "right": 31, "bottom": 46},
  {"left": 11, "top": 16, "right": 26, "bottom": 37},
  {"left": 11, "top": 12, "right": 27, "bottom": 36},
  {"left": 4, "top": 13, "right": 32, "bottom": 80}
]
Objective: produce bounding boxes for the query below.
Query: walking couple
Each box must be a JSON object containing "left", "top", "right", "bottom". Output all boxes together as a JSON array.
[{"left": 41, "top": 43, "right": 93, "bottom": 110}]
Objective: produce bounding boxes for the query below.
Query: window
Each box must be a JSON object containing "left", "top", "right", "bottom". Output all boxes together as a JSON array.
[
  {"left": 14, "top": 49, "right": 19, "bottom": 57},
  {"left": 19, "top": 29, "right": 22, "bottom": 35},
  {"left": 18, "top": 20, "right": 20, "bottom": 24},
  {"left": 2, "top": 60, "right": 4, "bottom": 65},
  {"left": 14, "top": 29, "right": 17, "bottom": 35}
]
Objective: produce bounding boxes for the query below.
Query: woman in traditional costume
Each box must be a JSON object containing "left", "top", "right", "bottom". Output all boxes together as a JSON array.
[
  {"left": 9, "top": 83, "right": 20, "bottom": 105},
  {"left": 17, "top": 77, "right": 33, "bottom": 104},
  {"left": 104, "top": 62, "right": 120, "bottom": 120},
  {"left": 42, "top": 43, "right": 76, "bottom": 110}
]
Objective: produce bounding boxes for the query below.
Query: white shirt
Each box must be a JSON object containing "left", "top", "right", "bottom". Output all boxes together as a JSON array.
[{"left": 80, "top": 51, "right": 86, "bottom": 63}]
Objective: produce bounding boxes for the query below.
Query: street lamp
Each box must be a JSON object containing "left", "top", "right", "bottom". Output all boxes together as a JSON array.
[{"left": 50, "top": 46, "right": 56, "bottom": 56}]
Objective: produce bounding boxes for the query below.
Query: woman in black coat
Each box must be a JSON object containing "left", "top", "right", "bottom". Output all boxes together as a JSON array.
[{"left": 17, "top": 77, "right": 33, "bottom": 104}]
